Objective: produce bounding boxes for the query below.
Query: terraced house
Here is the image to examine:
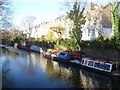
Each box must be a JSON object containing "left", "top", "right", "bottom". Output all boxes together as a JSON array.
[{"left": 25, "top": 3, "right": 113, "bottom": 41}]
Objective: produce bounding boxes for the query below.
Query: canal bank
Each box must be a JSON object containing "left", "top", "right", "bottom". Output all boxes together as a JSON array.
[
  {"left": 1, "top": 46, "right": 120, "bottom": 88},
  {"left": 82, "top": 48, "right": 120, "bottom": 62}
]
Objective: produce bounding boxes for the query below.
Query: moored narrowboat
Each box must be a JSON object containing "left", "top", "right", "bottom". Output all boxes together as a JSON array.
[
  {"left": 30, "top": 45, "right": 43, "bottom": 53},
  {"left": 42, "top": 49, "right": 53, "bottom": 59},
  {"left": 18, "top": 44, "right": 32, "bottom": 51},
  {"left": 43, "top": 49, "right": 61, "bottom": 59},
  {"left": 70, "top": 58, "right": 120, "bottom": 77}
]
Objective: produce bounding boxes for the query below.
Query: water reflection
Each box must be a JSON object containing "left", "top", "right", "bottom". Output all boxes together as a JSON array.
[
  {"left": 1, "top": 46, "right": 120, "bottom": 88},
  {"left": 1, "top": 47, "right": 16, "bottom": 88}
]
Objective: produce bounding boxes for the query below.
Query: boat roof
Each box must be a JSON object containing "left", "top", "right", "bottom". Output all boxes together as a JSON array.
[{"left": 83, "top": 58, "right": 114, "bottom": 65}]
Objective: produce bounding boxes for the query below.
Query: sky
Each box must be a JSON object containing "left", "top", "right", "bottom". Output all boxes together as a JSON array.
[
  {"left": 11, "top": 0, "right": 114, "bottom": 29},
  {"left": 12, "top": 0, "right": 65, "bottom": 28}
]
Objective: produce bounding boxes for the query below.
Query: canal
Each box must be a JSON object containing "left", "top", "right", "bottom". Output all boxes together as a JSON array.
[{"left": 1, "top": 45, "right": 120, "bottom": 88}]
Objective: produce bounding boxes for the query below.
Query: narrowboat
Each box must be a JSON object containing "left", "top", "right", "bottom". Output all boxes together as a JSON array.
[
  {"left": 42, "top": 49, "right": 53, "bottom": 59},
  {"left": 70, "top": 58, "right": 120, "bottom": 77},
  {"left": 51, "top": 49, "right": 60, "bottom": 59},
  {"left": 30, "top": 46, "right": 43, "bottom": 53},
  {"left": 52, "top": 49, "right": 59, "bottom": 54},
  {"left": 53, "top": 52, "right": 80, "bottom": 67},
  {"left": 19, "top": 44, "right": 32, "bottom": 51},
  {"left": 62, "top": 50, "right": 74, "bottom": 57},
  {"left": 62, "top": 50, "right": 86, "bottom": 60},
  {"left": 43, "top": 49, "right": 60, "bottom": 59}
]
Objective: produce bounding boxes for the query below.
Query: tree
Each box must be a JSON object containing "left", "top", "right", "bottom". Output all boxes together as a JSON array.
[
  {"left": 50, "top": 25, "right": 65, "bottom": 38},
  {"left": 0, "top": 0, "right": 13, "bottom": 44},
  {"left": 112, "top": 1, "right": 120, "bottom": 49},
  {"left": 0, "top": 0, "right": 13, "bottom": 32},
  {"left": 45, "top": 31, "right": 57, "bottom": 48},
  {"left": 50, "top": 25, "right": 65, "bottom": 48},
  {"left": 45, "top": 31, "right": 56, "bottom": 43},
  {"left": 66, "top": 0, "right": 86, "bottom": 50},
  {"left": 22, "top": 16, "right": 37, "bottom": 39}
]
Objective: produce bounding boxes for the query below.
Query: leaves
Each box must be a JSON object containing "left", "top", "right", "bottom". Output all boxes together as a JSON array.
[
  {"left": 67, "top": 1, "right": 85, "bottom": 50},
  {"left": 112, "top": 1, "right": 120, "bottom": 49},
  {"left": 50, "top": 25, "right": 65, "bottom": 38},
  {"left": 45, "top": 31, "right": 57, "bottom": 43},
  {"left": 50, "top": 25, "right": 66, "bottom": 48}
]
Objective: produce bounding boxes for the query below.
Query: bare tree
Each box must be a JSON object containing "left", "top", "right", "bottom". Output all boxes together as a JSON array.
[
  {"left": 0, "top": 0, "right": 13, "bottom": 44},
  {"left": 0, "top": 0, "right": 13, "bottom": 32},
  {"left": 22, "top": 16, "right": 37, "bottom": 39}
]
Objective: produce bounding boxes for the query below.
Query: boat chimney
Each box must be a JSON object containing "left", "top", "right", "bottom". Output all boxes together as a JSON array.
[{"left": 116, "top": 62, "right": 119, "bottom": 70}]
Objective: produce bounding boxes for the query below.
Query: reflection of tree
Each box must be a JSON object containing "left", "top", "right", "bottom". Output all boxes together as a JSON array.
[
  {"left": 70, "top": 68, "right": 81, "bottom": 88},
  {"left": 46, "top": 60, "right": 59, "bottom": 79},
  {"left": 46, "top": 60, "right": 71, "bottom": 81},
  {"left": 1, "top": 48, "right": 12, "bottom": 88},
  {"left": 110, "top": 78, "right": 120, "bottom": 88},
  {"left": 1, "top": 47, "right": 18, "bottom": 57},
  {"left": 2, "top": 60, "right": 11, "bottom": 88},
  {"left": 80, "top": 70, "right": 95, "bottom": 88}
]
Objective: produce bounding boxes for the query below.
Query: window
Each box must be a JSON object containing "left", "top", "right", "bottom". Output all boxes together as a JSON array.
[
  {"left": 85, "top": 60, "right": 88, "bottom": 65},
  {"left": 88, "top": 29, "right": 90, "bottom": 36},
  {"left": 92, "top": 29, "right": 95, "bottom": 36},
  {"left": 104, "top": 64, "right": 110, "bottom": 70},
  {"left": 88, "top": 61, "right": 94, "bottom": 66},
  {"left": 74, "top": 54, "right": 76, "bottom": 57},
  {"left": 60, "top": 53, "right": 65, "bottom": 55},
  {"left": 94, "top": 62, "right": 110, "bottom": 71},
  {"left": 94, "top": 62, "right": 100, "bottom": 68},
  {"left": 81, "top": 60, "right": 84, "bottom": 64}
]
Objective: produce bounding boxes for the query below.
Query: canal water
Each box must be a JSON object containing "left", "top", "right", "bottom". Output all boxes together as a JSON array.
[{"left": 1, "top": 45, "right": 120, "bottom": 88}]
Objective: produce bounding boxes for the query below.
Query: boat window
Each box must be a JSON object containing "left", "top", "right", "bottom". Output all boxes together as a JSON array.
[
  {"left": 88, "top": 61, "right": 94, "bottom": 66},
  {"left": 81, "top": 60, "right": 84, "bottom": 64},
  {"left": 60, "top": 53, "right": 65, "bottom": 55},
  {"left": 104, "top": 64, "right": 110, "bottom": 70},
  {"left": 74, "top": 54, "right": 76, "bottom": 57},
  {"left": 94, "top": 62, "right": 101, "bottom": 68},
  {"left": 85, "top": 60, "right": 88, "bottom": 65},
  {"left": 99, "top": 64, "right": 106, "bottom": 69},
  {"left": 94, "top": 62, "right": 110, "bottom": 70}
]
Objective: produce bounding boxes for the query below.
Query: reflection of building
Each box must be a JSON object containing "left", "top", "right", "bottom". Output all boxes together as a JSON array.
[
  {"left": 79, "top": 69, "right": 112, "bottom": 88},
  {"left": 38, "top": 56, "right": 47, "bottom": 72}
]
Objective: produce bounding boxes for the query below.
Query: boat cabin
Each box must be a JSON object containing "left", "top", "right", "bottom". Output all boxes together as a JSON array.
[
  {"left": 73, "top": 53, "right": 81, "bottom": 60},
  {"left": 62, "top": 50, "right": 74, "bottom": 57},
  {"left": 81, "top": 58, "right": 113, "bottom": 72},
  {"left": 52, "top": 49, "right": 60, "bottom": 54},
  {"left": 58, "top": 52, "right": 72, "bottom": 60},
  {"left": 30, "top": 46, "right": 42, "bottom": 52}
]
